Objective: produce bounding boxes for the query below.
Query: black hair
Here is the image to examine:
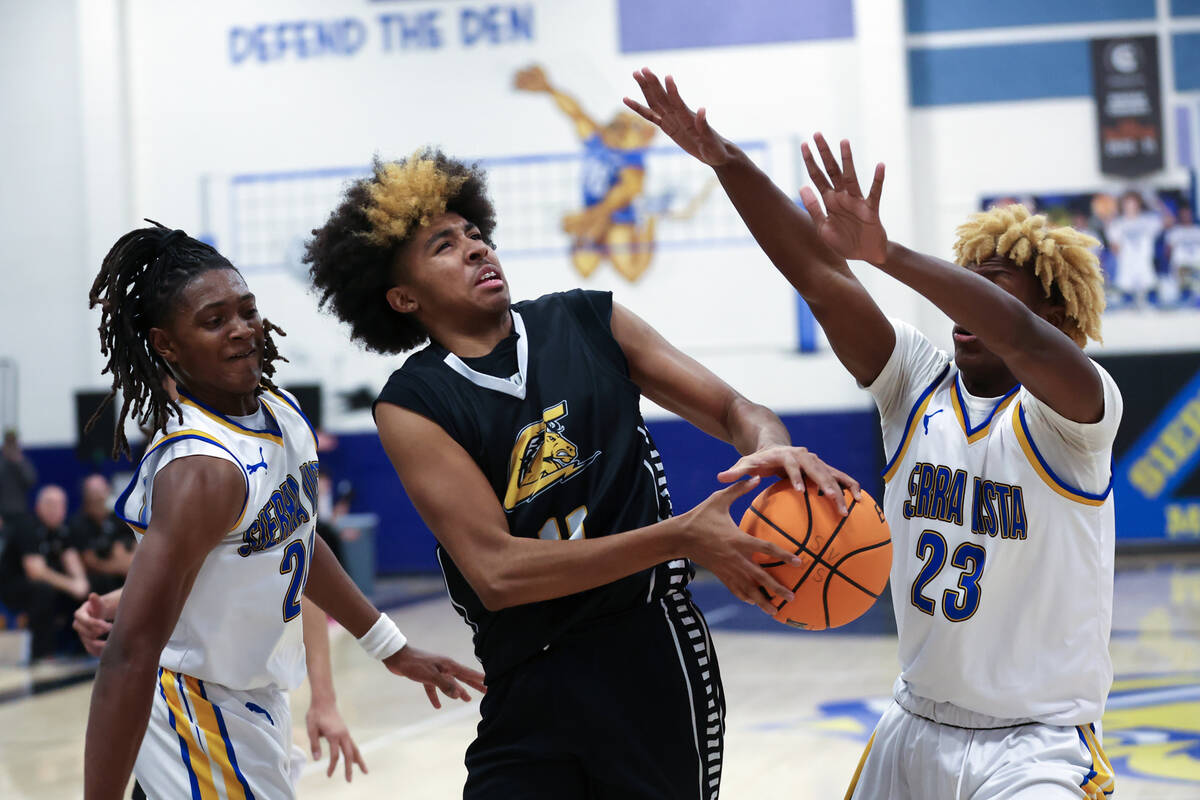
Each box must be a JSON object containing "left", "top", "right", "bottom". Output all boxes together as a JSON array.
[
  {"left": 87, "top": 221, "right": 286, "bottom": 458},
  {"left": 304, "top": 151, "right": 497, "bottom": 354}
]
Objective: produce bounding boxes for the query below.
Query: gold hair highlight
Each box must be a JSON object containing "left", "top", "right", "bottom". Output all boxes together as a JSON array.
[{"left": 362, "top": 151, "right": 469, "bottom": 245}]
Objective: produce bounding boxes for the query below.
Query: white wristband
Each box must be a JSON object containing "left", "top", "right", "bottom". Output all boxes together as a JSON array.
[{"left": 357, "top": 613, "right": 407, "bottom": 660}]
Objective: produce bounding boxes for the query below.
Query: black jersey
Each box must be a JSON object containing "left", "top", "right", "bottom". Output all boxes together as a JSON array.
[{"left": 376, "top": 289, "right": 690, "bottom": 676}]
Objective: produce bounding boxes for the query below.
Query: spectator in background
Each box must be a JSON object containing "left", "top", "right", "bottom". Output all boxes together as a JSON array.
[
  {"left": 1166, "top": 203, "right": 1200, "bottom": 303},
  {"left": 315, "top": 472, "right": 350, "bottom": 566},
  {"left": 1106, "top": 190, "right": 1163, "bottom": 306},
  {"left": 0, "top": 429, "right": 37, "bottom": 524},
  {"left": 68, "top": 474, "right": 134, "bottom": 595},
  {"left": 0, "top": 485, "right": 88, "bottom": 660}
]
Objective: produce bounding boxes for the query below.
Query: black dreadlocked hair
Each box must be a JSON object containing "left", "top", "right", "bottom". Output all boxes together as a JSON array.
[
  {"left": 88, "top": 221, "right": 288, "bottom": 459},
  {"left": 305, "top": 150, "right": 497, "bottom": 354}
]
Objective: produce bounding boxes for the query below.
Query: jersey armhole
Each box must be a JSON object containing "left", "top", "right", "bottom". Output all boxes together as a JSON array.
[
  {"left": 881, "top": 363, "right": 952, "bottom": 483},
  {"left": 114, "top": 430, "right": 250, "bottom": 534},
  {"left": 267, "top": 388, "right": 318, "bottom": 448}
]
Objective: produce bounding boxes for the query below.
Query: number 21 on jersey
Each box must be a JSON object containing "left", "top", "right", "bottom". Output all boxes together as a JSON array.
[
  {"left": 280, "top": 535, "right": 311, "bottom": 621},
  {"left": 910, "top": 529, "right": 985, "bottom": 621}
]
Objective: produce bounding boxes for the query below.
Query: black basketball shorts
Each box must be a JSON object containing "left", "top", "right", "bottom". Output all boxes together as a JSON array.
[{"left": 463, "top": 589, "right": 726, "bottom": 800}]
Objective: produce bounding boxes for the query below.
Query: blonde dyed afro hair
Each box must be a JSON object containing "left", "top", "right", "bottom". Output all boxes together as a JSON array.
[
  {"left": 953, "top": 203, "right": 1105, "bottom": 346},
  {"left": 305, "top": 149, "right": 496, "bottom": 353}
]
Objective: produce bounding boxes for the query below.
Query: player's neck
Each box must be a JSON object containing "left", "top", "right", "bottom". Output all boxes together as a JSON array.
[
  {"left": 179, "top": 382, "right": 260, "bottom": 417},
  {"left": 959, "top": 369, "right": 1018, "bottom": 399},
  {"left": 431, "top": 309, "right": 514, "bottom": 358}
]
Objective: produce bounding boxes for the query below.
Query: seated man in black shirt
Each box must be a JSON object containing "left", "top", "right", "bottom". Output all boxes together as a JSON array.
[
  {"left": 68, "top": 474, "right": 134, "bottom": 595},
  {"left": 0, "top": 485, "right": 89, "bottom": 660}
]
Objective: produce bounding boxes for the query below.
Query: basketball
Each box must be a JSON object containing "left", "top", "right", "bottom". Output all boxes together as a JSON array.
[{"left": 739, "top": 480, "right": 892, "bottom": 630}]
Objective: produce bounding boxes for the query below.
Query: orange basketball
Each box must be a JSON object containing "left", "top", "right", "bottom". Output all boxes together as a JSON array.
[{"left": 738, "top": 480, "right": 892, "bottom": 630}]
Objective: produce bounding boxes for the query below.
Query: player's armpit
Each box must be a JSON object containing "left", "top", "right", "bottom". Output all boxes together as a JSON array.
[{"left": 608, "top": 301, "right": 750, "bottom": 444}]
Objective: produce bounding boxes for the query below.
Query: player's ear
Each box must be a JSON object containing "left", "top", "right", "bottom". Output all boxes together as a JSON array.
[
  {"left": 386, "top": 286, "right": 419, "bottom": 314},
  {"left": 1042, "top": 302, "right": 1067, "bottom": 333},
  {"left": 148, "top": 327, "right": 178, "bottom": 365}
]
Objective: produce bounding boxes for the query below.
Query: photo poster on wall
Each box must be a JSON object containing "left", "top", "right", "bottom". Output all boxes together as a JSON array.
[{"left": 981, "top": 189, "right": 1200, "bottom": 311}]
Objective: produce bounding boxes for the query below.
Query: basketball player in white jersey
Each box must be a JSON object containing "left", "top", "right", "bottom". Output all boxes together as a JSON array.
[
  {"left": 628, "top": 70, "right": 1119, "bottom": 799},
  {"left": 83, "top": 223, "right": 486, "bottom": 800}
]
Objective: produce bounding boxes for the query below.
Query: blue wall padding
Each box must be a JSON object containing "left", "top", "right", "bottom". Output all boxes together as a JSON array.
[
  {"left": 909, "top": 40, "right": 1092, "bottom": 107},
  {"left": 617, "top": 0, "right": 853, "bottom": 53},
  {"left": 906, "top": 0, "right": 1154, "bottom": 34},
  {"left": 1174, "top": 32, "right": 1200, "bottom": 91}
]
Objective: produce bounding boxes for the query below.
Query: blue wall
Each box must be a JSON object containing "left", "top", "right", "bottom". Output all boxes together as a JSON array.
[
  {"left": 909, "top": 39, "right": 1092, "bottom": 107},
  {"left": 320, "top": 408, "right": 883, "bottom": 572},
  {"left": 25, "top": 408, "right": 883, "bottom": 574},
  {"left": 906, "top": 0, "right": 1154, "bottom": 33}
]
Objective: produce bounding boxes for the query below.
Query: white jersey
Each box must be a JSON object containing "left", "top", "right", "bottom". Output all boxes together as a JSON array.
[
  {"left": 867, "top": 321, "right": 1121, "bottom": 725},
  {"left": 1106, "top": 211, "right": 1162, "bottom": 292},
  {"left": 116, "top": 388, "right": 320, "bottom": 691},
  {"left": 1166, "top": 223, "right": 1200, "bottom": 270}
]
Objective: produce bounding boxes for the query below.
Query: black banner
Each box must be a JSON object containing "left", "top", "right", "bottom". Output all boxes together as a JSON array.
[{"left": 1091, "top": 36, "right": 1164, "bottom": 177}]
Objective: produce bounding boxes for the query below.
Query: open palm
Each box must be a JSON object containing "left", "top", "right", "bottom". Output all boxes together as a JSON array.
[
  {"left": 798, "top": 133, "right": 888, "bottom": 265},
  {"left": 624, "top": 68, "right": 736, "bottom": 167}
]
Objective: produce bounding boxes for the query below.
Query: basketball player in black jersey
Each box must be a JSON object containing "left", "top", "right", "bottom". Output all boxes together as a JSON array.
[{"left": 306, "top": 151, "right": 860, "bottom": 799}]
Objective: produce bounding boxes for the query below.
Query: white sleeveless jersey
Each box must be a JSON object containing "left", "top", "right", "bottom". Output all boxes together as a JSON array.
[
  {"left": 116, "top": 388, "right": 320, "bottom": 691},
  {"left": 867, "top": 321, "right": 1121, "bottom": 725}
]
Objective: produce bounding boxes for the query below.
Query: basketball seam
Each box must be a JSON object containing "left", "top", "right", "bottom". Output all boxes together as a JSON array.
[
  {"left": 749, "top": 497, "right": 890, "bottom": 625},
  {"left": 749, "top": 496, "right": 859, "bottom": 598}
]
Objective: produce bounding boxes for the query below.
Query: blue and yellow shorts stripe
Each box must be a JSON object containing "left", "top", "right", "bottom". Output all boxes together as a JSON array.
[{"left": 156, "top": 668, "right": 256, "bottom": 800}]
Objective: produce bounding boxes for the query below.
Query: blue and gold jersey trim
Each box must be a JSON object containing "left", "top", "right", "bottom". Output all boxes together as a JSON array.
[
  {"left": 951, "top": 377, "right": 1019, "bottom": 444},
  {"left": 883, "top": 364, "right": 952, "bottom": 483},
  {"left": 267, "top": 389, "right": 318, "bottom": 448},
  {"left": 114, "top": 429, "right": 251, "bottom": 534},
  {"left": 179, "top": 388, "right": 284, "bottom": 446},
  {"left": 1012, "top": 402, "right": 1112, "bottom": 507}
]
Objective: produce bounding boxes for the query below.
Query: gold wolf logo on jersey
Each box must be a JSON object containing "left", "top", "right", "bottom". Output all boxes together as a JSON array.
[{"left": 504, "top": 401, "right": 601, "bottom": 510}]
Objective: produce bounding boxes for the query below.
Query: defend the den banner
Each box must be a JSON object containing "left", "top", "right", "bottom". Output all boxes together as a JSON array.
[{"left": 1099, "top": 352, "right": 1200, "bottom": 544}]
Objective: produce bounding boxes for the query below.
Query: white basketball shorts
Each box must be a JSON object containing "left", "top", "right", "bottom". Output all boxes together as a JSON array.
[
  {"left": 846, "top": 696, "right": 1114, "bottom": 800},
  {"left": 134, "top": 667, "right": 294, "bottom": 799}
]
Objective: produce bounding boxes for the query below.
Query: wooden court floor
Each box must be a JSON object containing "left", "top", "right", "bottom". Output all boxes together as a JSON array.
[{"left": 1, "top": 556, "right": 1197, "bottom": 798}]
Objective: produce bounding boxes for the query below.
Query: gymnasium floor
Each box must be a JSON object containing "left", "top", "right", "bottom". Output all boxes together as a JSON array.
[{"left": 1, "top": 556, "right": 1197, "bottom": 799}]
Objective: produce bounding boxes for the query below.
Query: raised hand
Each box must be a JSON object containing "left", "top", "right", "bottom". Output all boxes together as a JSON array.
[
  {"left": 624, "top": 68, "right": 737, "bottom": 167},
  {"left": 717, "top": 446, "right": 862, "bottom": 516},
  {"left": 677, "top": 477, "right": 803, "bottom": 615},
  {"left": 383, "top": 646, "right": 488, "bottom": 709},
  {"left": 513, "top": 64, "right": 551, "bottom": 93},
  {"left": 798, "top": 133, "right": 888, "bottom": 265}
]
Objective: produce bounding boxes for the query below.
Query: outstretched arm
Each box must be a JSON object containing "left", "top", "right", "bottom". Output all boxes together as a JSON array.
[
  {"left": 610, "top": 303, "right": 860, "bottom": 510},
  {"left": 625, "top": 69, "right": 895, "bottom": 385},
  {"left": 303, "top": 535, "right": 486, "bottom": 709},
  {"left": 514, "top": 64, "right": 599, "bottom": 140},
  {"left": 797, "top": 136, "right": 1103, "bottom": 423}
]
